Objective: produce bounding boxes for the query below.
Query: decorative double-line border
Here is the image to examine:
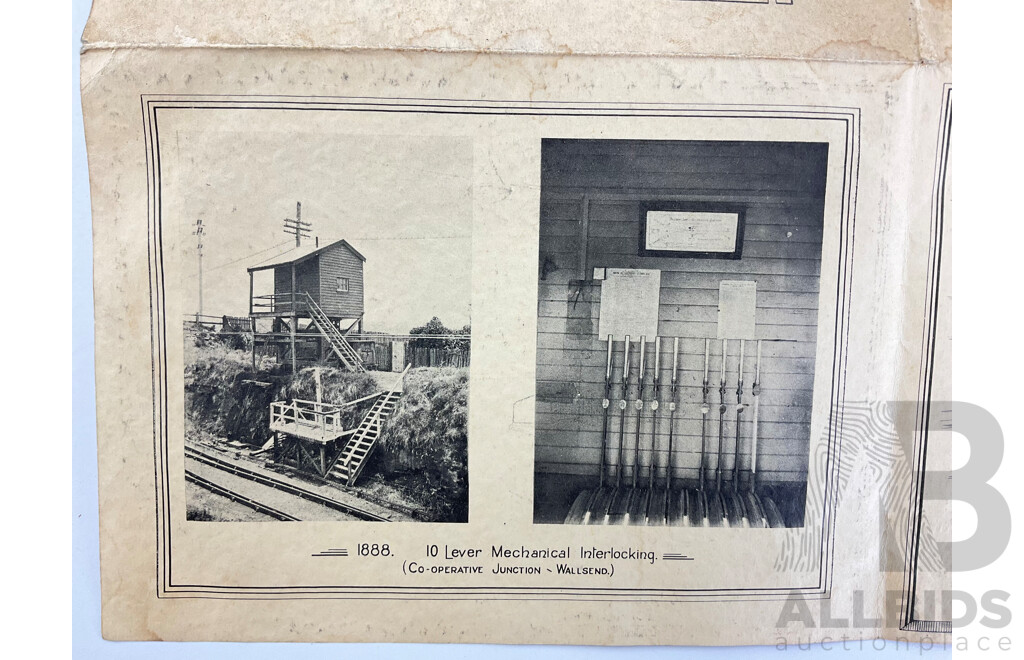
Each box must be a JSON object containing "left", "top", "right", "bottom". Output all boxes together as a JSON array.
[
  {"left": 678, "top": 0, "right": 793, "bottom": 5},
  {"left": 143, "top": 94, "right": 858, "bottom": 602},
  {"left": 899, "top": 83, "right": 952, "bottom": 635}
]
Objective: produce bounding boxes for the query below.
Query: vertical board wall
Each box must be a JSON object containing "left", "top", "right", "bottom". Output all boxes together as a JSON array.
[
  {"left": 534, "top": 139, "right": 829, "bottom": 486},
  {"left": 273, "top": 259, "right": 320, "bottom": 308},
  {"left": 317, "top": 244, "right": 365, "bottom": 318}
]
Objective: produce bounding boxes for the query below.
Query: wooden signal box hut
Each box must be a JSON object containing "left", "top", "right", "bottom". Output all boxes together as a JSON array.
[{"left": 248, "top": 239, "right": 368, "bottom": 372}]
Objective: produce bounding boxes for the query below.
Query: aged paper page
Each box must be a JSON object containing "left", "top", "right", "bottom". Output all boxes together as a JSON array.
[{"left": 82, "top": 0, "right": 951, "bottom": 645}]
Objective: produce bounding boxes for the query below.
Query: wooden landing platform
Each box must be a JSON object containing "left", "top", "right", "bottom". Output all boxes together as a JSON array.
[{"left": 270, "top": 422, "right": 352, "bottom": 444}]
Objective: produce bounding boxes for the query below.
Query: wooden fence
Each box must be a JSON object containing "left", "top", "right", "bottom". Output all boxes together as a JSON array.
[
  {"left": 407, "top": 346, "right": 470, "bottom": 368},
  {"left": 185, "top": 316, "right": 471, "bottom": 371},
  {"left": 354, "top": 342, "right": 470, "bottom": 370},
  {"left": 355, "top": 341, "right": 394, "bottom": 372}
]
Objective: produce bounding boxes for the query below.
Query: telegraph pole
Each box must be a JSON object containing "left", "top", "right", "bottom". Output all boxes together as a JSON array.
[
  {"left": 283, "top": 201, "right": 311, "bottom": 247},
  {"left": 192, "top": 218, "right": 204, "bottom": 322}
]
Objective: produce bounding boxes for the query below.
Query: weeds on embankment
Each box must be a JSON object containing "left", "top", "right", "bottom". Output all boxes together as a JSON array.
[{"left": 185, "top": 333, "right": 469, "bottom": 522}]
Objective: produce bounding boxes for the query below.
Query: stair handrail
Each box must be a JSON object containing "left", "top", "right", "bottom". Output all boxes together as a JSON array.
[
  {"left": 325, "top": 366, "right": 411, "bottom": 480},
  {"left": 388, "top": 363, "right": 411, "bottom": 395},
  {"left": 322, "top": 389, "right": 389, "bottom": 477},
  {"left": 289, "top": 398, "right": 342, "bottom": 413},
  {"left": 303, "top": 292, "right": 365, "bottom": 371},
  {"left": 343, "top": 365, "right": 411, "bottom": 479},
  {"left": 337, "top": 390, "right": 386, "bottom": 408}
]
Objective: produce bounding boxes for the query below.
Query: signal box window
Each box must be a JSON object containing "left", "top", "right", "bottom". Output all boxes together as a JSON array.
[{"left": 337, "top": 277, "right": 350, "bottom": 293}]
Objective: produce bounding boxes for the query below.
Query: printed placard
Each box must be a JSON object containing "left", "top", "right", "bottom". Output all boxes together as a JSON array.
[
  {"left": 717, "top": 280, "right": 757, "bottom": 339},
  {"left": 645, "top": 210, "right": 739, "bottom": 253},
  {"left": 597, "top": 268, "right": 661, "bottom": 340}
]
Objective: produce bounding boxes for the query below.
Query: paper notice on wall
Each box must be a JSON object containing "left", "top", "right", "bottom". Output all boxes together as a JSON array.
[
  {"left": 598, "top": 268, "right": 660, "bottom": 340},
  {"left": 718, "top": 280, "right": 757, "bottom": 339}
]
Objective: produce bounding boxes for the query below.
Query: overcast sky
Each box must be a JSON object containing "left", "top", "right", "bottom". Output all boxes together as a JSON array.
[{"left": 164, "top": 126, "right": 472, "bottom": 334}]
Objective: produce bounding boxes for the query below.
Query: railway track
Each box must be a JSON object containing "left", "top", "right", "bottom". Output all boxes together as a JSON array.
[
  {"left": 185, "top": 445, "right": 391, "bottom": 522},
  {"left": 185, "top": 471, "right": 299, "bottom": 521}
]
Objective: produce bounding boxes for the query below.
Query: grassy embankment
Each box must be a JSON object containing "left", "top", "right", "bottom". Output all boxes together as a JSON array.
[{"left": 184, "top": 331, "right": 468, "bottom": 522}]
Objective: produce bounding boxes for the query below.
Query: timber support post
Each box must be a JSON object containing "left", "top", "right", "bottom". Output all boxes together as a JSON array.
[
  {"left": 249, "top": 271, "right": 257, "bottom": 370},
  {"left": 290, "top": 263, "right": 297, "bottom": 374}
]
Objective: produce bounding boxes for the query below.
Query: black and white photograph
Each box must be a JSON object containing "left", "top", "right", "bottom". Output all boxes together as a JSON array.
[
  {"left": 74, "top": 0, "right": 967, "bottom": 644},
  {"left": 533, "top": 138, "right": 830, "bottom": 528},
  {"left": 176, "top": 132, "right": 472, "bottom": 523}
]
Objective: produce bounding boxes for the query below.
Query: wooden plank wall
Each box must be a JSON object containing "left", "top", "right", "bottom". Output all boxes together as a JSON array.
[
  {"left": 273, "top": 260, "right": 320, "bottom": 309},
  {"left": 317, "top": 244, "right": 365, "bottom": 318},
  {"left": 534, "top": 139, "right": 829, "bottom": 487}
]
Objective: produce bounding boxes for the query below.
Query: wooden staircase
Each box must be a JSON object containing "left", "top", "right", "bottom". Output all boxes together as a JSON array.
[
  {"left": 328, "top": 366, "right": 409, "bottom": 486},
  {"left": 304, "top": 293, "right": 366, "bottom": 372}
]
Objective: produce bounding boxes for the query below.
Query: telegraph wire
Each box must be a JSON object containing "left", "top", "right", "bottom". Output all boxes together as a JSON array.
[{"left": 205, "top": 240, "right": 294, "bottom": 272}]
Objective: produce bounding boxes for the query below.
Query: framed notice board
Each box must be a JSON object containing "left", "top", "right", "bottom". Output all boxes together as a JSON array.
[{"left": 638, "top": 201, "right": 746, "bottom": 259}]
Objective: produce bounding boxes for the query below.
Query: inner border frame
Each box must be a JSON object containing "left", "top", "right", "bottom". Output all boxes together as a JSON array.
[{"left": 141, "top": 95, "right": 860, "bottom": 601}]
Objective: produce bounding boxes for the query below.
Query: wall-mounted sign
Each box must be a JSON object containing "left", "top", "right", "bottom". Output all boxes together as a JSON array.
[
  {"left": 598, "top": 268, "right": 661, "bottom": 340},
  {"left": 718, "top": 280, "right": 757, "bottom": 339},
  {"left": 639, "top": 202, "right": 745, "bottom": 259}
]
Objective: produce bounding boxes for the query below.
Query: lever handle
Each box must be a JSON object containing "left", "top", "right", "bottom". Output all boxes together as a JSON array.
[
  {"left": 737, "top": 339, "right": 745, "bottom": 391},
  {"left": 604, "top": 334, "right": 614, "bottom": 381},
  {"left": 671, "top": 337, "right": 679, "bottom": 384},
  {"left": 652, "top": 336, "right": 661, "bottom": 383},
  {"left": 622, "top": 335, "right": 631, "bottom": 380}
]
